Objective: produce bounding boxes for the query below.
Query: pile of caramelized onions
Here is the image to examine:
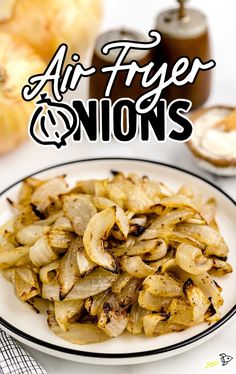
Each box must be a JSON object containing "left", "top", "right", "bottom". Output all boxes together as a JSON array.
[{"left": 0, "top": 171, "right": 232, "bottom": 344}]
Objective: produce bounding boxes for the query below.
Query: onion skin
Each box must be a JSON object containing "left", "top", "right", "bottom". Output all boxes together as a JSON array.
[
  {"left": 0, "top": 0, "right": 102, "bottom": 62},
  {"left": 0, "top": 32, "right": 46, "bottom": 154}
]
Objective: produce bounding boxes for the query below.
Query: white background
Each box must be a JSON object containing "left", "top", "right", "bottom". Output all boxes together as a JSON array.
[{"left": 1, "top": 0, "right": 236, "bottom": 373}]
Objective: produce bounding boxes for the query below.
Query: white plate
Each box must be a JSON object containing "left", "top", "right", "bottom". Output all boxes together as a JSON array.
[{"left": 0, "top": 158, "right": 236, "bottom": 366}]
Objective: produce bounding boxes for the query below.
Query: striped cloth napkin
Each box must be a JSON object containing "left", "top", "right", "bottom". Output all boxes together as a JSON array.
[{"left": 0, "top": 331, "right": 47, "bottom": 374}]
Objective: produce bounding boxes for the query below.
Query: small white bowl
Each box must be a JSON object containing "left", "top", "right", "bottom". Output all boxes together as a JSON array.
[{"left": 187, "top": 106, "right": 236, "bottom": 176}]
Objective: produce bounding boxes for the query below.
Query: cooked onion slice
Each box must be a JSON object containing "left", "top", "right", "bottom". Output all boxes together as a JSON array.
[
  {"left": 126, "top": 239, "right": 159, "bottom": 256},
  {"left": 0, "top": 246, "right": 29, "bottom": 269},
  {"left": 192, "top": 273, "right": 224, "bottom": 308},
  {"left": 31, "top": 177, "right": 68, "bottom": 212},
  {"left": 148, "top": 251, "right": 175, "bottom": 271},
  {"left": 85, "top": 290, "right": 111, "bottom": 316},
  {"left": 209, "top": 258, "right": 233, "bottom": 276},
  {"left": 143, "top": 274, "right": 183, "bottom": 297},
  {"left": 27, "top": 297, "right": 51, "bottom": 314},
  {"left": 201, "top": 198, "right": 217, "bottom": 225},
  {"left": 39, "top": 260, "right": 60, "bottom": 284},
  {"left": 184, "top": 279, "right": 210, "bottom": 322},
  {"left": 66, "top": 268, "right": 117, "bottom": 300},
  {"left": 121, "top": 256, "right": 155, "bottom": 278},
  {"left": 175, "top": 269, "right": 223, "bottom": 308},
  {"left": 205, "top": 238, "right": 229, "bottom": 258},
  {"left": 16, "top": 225, "right": 50, "bottom": 245},
  {"left": 166, "top": 231, "right": 205, "bottom": 250},
  {"left": 63, "top": 195, "right": 97, "bottom": 236},
  {"left": 177, "top": 185, "right": 194, "bottom": 198},
  {"left": 141, "top": 209, "right": 195, "bottom": 240},
  {"left": 77, "top": 248, "right": 96, "bottom": 276},
  {"left": 143, "top": 314, "right": 185, "bottom": 337},
  {"left": 58, "top": 238, "right": 79, "bottom": 300},
  {"left": 35, "top": 212, "right": 63, "bottom": 227},
  {"left": 98, "top": 310, "right": 127, "bottom": 338},
  {"left": 142, "top": 239, "right": 168, "bottom": 261},
  {"left": 112, "top": 273, "right": 132, "bottom": 293},
  {"left": 168, "top": 299, "right": 194, "bottom": 326},
  {"left": 117, "top": 278, "right": 141, "bottom": 307},
  {"left": 130, "top": 215, "right": 147, "bottom": 227},
  {"left": 176, "top": 244, "right": 212, "bottom": 274},
  {"left": 127, "top": 186, "right": 155, "bottom": 213},
  {"left": 127, "top": 302, "right": 150, "bottom": 334},
  {"left": 54, "top": 299, "right": 85, "bottom": 331},
  {"left": 48, "top": 311, "right": 108, "bottom": 344},
  {"left": 107, "top": 184, "right": 126, "bottom": 208},
  {"left": 47, "top": 230, "right": 74, "bottom": 251},
  {"left": 176, "top": 224, "right": 221, "bottom": 247},
  {"left": 42, "top": 282, "right": 60, "bottom": 301},
  {"left": 156, "top": 195, "right": 198, "bottom": 211},
  {"left": 29, "top": 237, "right": 57, "bottom": 267},
  {"left": 142, "top": 314, "right": 164, "bottom": 337},
  {"left": 53, "top": 216, "right": 73, "bottom": 231},
  {"left": 97, "top": 294, "right": 127, "bottom": 337},
  {"left": 13, "top": 267, "right": 39, "bottom": 301},
  {"left": 75, "top": 179, "right": 96, "bottom": 195},
  {"left": 83, "top": 207, "right": 117, "bottom": 272},
  {"left": 93, "top": 197, "right": 129, "bottom": 238},
  {"left": 160, "top": 259, "right": 177, "bottom": 274},
  {"left": 115, "top": 206, "right": 130, "bottom": 239},
  {"left": 138, "top": 289, "right": 172, "bottom": 312}
]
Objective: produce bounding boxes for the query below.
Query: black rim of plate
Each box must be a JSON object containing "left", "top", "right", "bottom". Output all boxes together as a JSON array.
[{"left": 0, "top": 157, "right": 236, "bottom": 359}]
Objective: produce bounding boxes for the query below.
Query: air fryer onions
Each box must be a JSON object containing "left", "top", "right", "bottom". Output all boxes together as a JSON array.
[{"left": 0, "top": 172, "right": 232, "bottom": 344}]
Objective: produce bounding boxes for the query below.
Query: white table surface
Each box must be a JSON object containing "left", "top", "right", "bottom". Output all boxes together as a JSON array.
[{"left": 1, "top": 0, "right": 236, "bottom": 373}]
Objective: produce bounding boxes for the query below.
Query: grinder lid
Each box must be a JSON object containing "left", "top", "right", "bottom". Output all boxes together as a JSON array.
[
  {"left": 94, "top": 29, "right": 149, "bottom": 63},
  {"left": 156, "top": 4, "right": 208, "bottom": 39}
]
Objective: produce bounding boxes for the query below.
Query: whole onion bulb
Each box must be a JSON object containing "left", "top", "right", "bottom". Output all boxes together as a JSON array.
[
  {"left": 0, "top": 32, "right": 46, "bottom": 154},
  {"left": 0, "top": 0, "right": 102, "bottom": 62}
]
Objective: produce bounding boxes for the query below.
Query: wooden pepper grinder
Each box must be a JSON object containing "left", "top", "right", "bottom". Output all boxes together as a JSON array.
[
  {"left": 154, "top": 0, "right": 212, "bottom": 109},
  {"left": 89, "top": 29, "right": 151, "bottom": 102},
  {"left": 89, "top": 29, "right": 152, "bottom": 131}
]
